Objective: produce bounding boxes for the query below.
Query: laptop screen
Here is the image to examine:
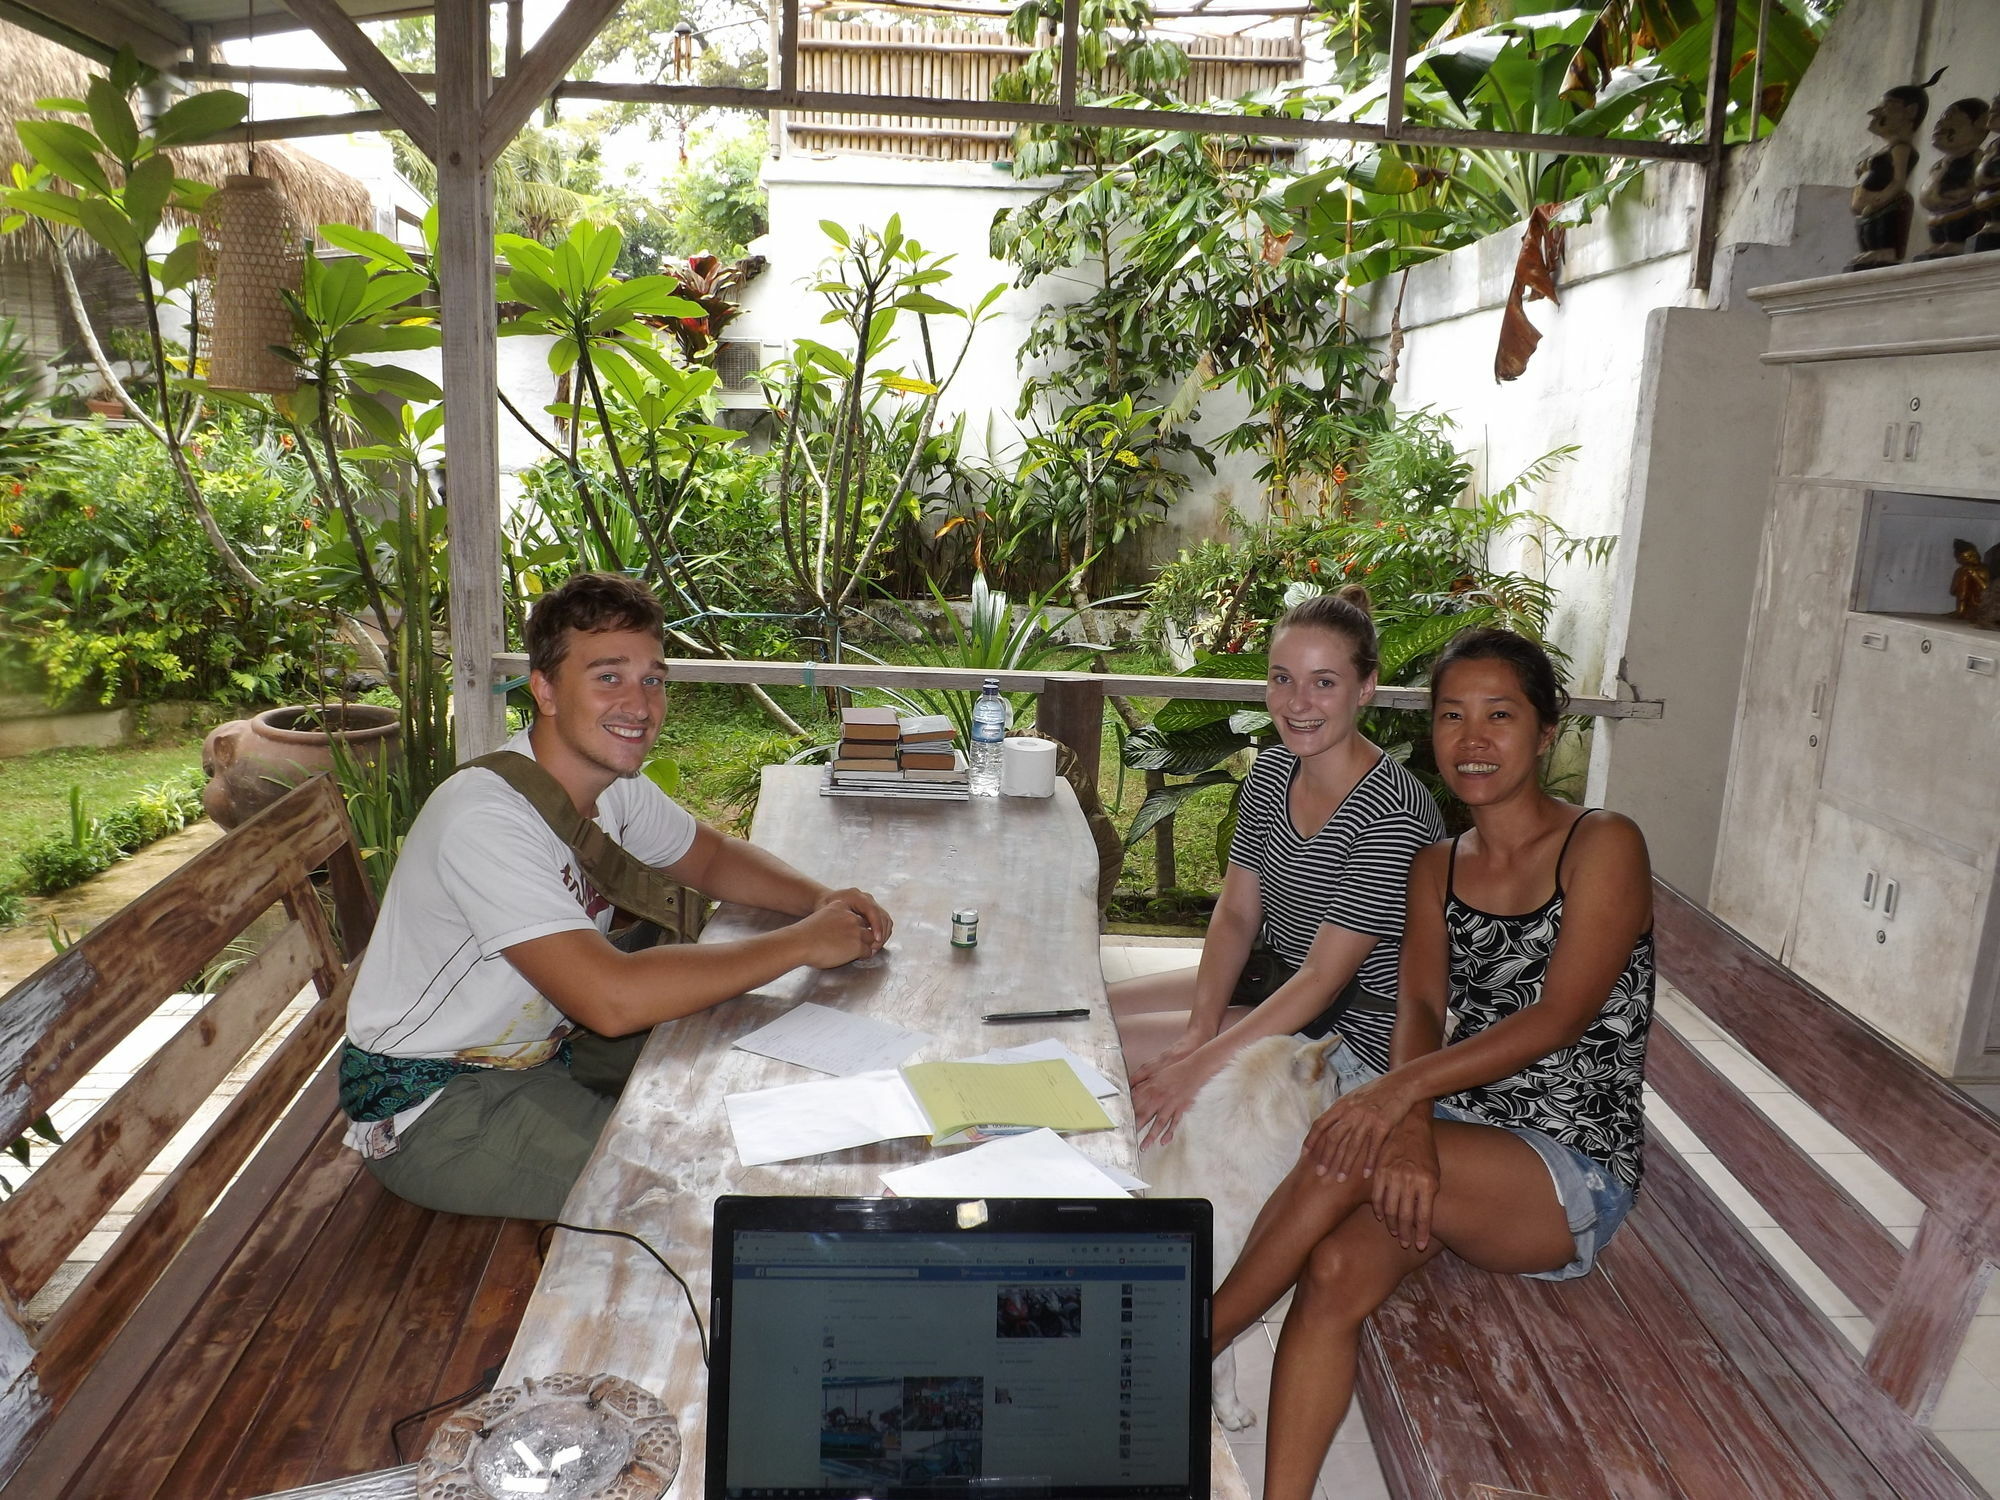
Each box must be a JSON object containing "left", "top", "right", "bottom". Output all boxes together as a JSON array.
[{"left": 707, "top": 1196, "right": 1212, "bottom": 1500}]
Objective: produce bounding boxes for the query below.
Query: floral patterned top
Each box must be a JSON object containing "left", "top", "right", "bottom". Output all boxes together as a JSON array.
[{"left": 1443, "top": 810, "right": 1655, "bottom": 1188}]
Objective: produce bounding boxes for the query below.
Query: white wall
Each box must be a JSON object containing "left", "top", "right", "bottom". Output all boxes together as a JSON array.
[{"left": 732, "top": 151, "right": 1268, "bottom": 572}]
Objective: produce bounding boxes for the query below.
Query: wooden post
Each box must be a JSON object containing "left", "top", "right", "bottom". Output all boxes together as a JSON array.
[
  {"left": 1864, "top": 1212, "right": 1995, "bottom": 1421},
  {"left": 436, "top": 0, "right": 506, "bottom": 759},
  {"left": 1035, "top": 675, "right": 1104, "bottom": 796}
]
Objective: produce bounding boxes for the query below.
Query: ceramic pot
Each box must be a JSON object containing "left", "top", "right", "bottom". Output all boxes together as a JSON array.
[
  {"left": 83, "top": 397, "right": 125, "bottom": 419},
  {"left": 202, "top": 703, "right": 401, "bottom": 829}
]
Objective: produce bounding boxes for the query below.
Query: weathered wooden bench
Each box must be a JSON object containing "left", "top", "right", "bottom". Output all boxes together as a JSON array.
[
  {"left": 0, "top": 776, "right": 545, "bottom": 1500},
  {"left": 1359, "top": 879, "right": 2000, "bottom": 1500}
]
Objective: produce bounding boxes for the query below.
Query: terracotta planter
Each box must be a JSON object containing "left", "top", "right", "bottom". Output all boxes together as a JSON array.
[
  {"left": 202, "top": 704, "right": 401, "bottom": 829},
  {"left": 83, "top": 397, "right": 125, "bottom": 419}
]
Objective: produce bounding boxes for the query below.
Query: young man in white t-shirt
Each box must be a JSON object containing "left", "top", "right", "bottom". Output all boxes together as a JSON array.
[{"left": 340, "top": 572, "right": 892, "bottom": 1219}]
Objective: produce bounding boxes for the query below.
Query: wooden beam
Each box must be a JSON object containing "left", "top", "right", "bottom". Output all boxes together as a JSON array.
[
  {"left": 490, "top": 653, "right": 1667, "bottom": 719},
  {"left": 205, "top": 109, "right": 394, "bottom": 143},
  {"left": 437, "top": 0, "right": 507, "bottom": 760},
  {"left": 281, "top": 0, "right": 439, "bottom": 158},
  {"left": 551, "top": 81, "right": 1710, "bottom": 163},
  {"left": 1383, "top": 0, "right": 1409, "bottom": 140},
  {"left": 9, "top": 0, "right": 184, "bottom": 66},
  {"left": 179, "top": 60, "right": 441, "bottom": 91},
  {"left": 1057, "top": 0, "right": 1079, "bottom": 112},
  {"left": 202, "top": 3, "right": 433, "bottom": 44},
  {"left": 480, "top": 0, "right": 624, "bottom": 169},
  {"left": 1865, "top": 1213, "right": 1995, "bottom": 1422},
  {"left": 1690, "top": 0, "right": 1735, "bottom": 291},
  {"left": 0, "top": 0, "right": 116, "bottom": 64}
]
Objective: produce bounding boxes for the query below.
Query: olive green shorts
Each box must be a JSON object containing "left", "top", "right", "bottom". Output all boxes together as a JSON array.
[{"left": 363, "top": 1028, "right": 647, "bottom": 1222}]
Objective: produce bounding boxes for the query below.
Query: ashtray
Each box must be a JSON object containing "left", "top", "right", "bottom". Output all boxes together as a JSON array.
[{"left": 417, "top": 1372, "right": 681, "bottom": 1500}]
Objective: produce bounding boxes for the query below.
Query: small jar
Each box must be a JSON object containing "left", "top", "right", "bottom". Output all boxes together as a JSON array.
[{"left": 951, "top": 909, "right": 979, "bottom": 948}]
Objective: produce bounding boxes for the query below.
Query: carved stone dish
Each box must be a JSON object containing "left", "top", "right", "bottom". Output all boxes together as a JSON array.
[{"left": 417, "top": 1372, "right": 681, "bottom": 1500}]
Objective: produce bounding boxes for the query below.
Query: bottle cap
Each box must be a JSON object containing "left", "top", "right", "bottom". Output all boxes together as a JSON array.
[{"left": 953, "top": 908, "right": 979, "bottom": 922}]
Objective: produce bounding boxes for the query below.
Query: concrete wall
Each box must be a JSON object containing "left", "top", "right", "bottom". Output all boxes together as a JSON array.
[{"left": 1336, "top": 0, "right": 2000, "bottom": 893}]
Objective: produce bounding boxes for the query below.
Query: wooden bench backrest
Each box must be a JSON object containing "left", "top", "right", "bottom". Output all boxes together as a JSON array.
[
  {"left": 0, "top": 776, "right": 374, "bottom": 1464},
  {"left": 1651, "top": 880, "right": 2000, "bottom": 1422}
]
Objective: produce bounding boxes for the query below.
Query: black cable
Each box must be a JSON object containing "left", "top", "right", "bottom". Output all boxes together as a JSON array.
[
  {"left": 390, "top": 1365, "right": 502, "bottom": 1465},
  {"left": 538, "top": 1220, "right": 710, "bottom": 1368}
]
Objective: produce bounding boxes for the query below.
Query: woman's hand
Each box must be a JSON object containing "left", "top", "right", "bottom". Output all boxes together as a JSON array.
[
  {"left": 1131, "top": 1046, "right": 1219, "bottom": 1150},
  {"left": 1129, "top": 1027, "right": 1206, "bottom": 1091},
  {"left": 1370, "top": 1113, "right": 1440, "bottom": 1250},
  {"left": 1301, "top": 1075, "right": 1419, "bottom": 1183}
]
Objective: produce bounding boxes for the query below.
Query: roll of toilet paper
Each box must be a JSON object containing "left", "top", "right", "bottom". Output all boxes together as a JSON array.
[{"left": 1001, "top": 736, "right": 1058, "bottom": 797}]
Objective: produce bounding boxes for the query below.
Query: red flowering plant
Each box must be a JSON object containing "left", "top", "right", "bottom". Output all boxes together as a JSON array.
[{"left": 648, "top": 254, "right": 767, "bottom": 361}]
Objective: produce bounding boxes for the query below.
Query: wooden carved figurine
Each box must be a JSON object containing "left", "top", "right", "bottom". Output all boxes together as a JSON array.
[
  {"left": 1950, "top": 538, "right": 1990, "bottom": 619},
  {"left": 1850, "top": 70, "right": 1945, "bottom": 271},
  {"left": 1970, "top": 95, "right": 2000, "bottom": 255},
  {"left": 1915, "top": 97, "right": 1990, "bottom": 259}
]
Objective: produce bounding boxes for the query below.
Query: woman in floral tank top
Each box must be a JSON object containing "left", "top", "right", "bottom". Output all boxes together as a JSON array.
[{"left": 1209, "top": 628, "right": 1656, "bottom": 1500}]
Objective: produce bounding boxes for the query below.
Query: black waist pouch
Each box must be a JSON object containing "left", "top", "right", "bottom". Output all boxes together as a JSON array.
[{"left": 1229, "top": 941, "right": 1394, "bottom": 1039}]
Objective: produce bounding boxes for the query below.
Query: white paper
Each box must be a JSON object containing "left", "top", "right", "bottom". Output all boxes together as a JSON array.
[
  {"left": 880, "top": 1129, "right": 1130, "bottom": 1198},
  {"left": 725, "top": 1069, "right": 933, "bottom": 1166},
  {"left": 733, "top": 1001, "right": 932, "bottom": 1076},
  {"left": 960, "top": 1038, "right": 1120, "bottom": 1099}
]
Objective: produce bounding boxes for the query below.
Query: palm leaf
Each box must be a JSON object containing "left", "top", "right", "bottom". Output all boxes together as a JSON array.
[
  {"left": 1122, "top": 719, "right": 1252, "bottom": 774},
  {"left": 1125, "top": 770, "right": 1237, "bottom": 847}
]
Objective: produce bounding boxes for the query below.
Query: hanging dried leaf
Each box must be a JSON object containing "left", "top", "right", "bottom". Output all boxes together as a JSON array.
[{"left": 1494, "top": 202, "right": 1568, "bottom": 383}]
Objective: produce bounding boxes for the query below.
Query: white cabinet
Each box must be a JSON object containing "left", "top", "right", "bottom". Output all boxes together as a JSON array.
[{"left": 1715, "top": 258, "right": 2000, "bottom": 1081}]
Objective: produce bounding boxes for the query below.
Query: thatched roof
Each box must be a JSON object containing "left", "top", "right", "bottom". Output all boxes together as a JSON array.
[{"left": 0, "top": 21, "right": 373, "bottom": 260}]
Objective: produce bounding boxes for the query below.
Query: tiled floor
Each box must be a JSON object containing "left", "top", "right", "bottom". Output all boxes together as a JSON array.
[{"left": 1100, "top": 938, "right": 2000, "bottom": 1500}]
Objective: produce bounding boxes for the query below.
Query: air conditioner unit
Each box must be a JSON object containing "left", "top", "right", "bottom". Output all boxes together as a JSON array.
[{"left": 714, "top": 339, "right": 785, "bottom": 408}]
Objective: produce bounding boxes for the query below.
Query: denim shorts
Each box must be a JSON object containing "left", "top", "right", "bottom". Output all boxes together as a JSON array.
[{"left": 1432, "top": 1100, "right": 1634, "bottom": 1281}]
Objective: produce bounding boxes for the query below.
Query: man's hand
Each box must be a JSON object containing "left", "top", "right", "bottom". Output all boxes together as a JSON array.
[
  {"left": 793, "top": 902, "right": 881, "bottom": 969},
  {"left": 815, "top": 886, "right": 892, "bottom": 953}
]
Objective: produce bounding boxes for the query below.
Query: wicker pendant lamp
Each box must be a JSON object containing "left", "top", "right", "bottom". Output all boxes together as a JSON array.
[{"left": 200, "top": 172, "right": 304, "bottom": 394}]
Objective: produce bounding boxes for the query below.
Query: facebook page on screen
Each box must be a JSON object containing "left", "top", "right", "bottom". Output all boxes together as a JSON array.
[{"left": 721, "top": 1230, "right": 1197, "bottom": 1496}]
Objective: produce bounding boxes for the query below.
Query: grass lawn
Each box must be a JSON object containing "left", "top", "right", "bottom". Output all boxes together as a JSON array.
[{"left": 0, "top": 728, "right": 211, "bottom": 878}]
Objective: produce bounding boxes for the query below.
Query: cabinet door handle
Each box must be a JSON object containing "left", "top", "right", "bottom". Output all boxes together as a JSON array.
[
  {"left": 1969, "top": 654, "right": 1996, "bottom": 677},
  {"left": 1882, "top": 879, "right": 1899, "bottom": 920},
  {"left": 1810, "top": 680, "right": 1825, "bottom": 717},
  {"left": 1904, "top": 422, "right": 1922, "bottom": 459},
  {"left": 1883, "top": 423, "right": 1899, "bottom": 458},
  {"left": 1862, "top": 871, "right": 1878, "bottom": 907}
]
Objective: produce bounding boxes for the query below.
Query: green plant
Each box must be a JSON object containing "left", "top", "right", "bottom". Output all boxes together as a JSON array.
[
  {"left": 852, "top": 569, "right": 1126, "bottom": 743},
  {"left": 0, "top": 888, "right": 23, "bottom": 927},
  {"left": 770, "top": 220, "right": 1003, "bottom": 660},
  {"left": 2, "top": 53, "right": 262, "bottom": 592},
  {"left": 0, "top": 416, "right": 321, "bottom": 705},
  {"left": 0, "top": 317, "right": 58, "bottom": 478},
  {"left": 0, "top": 1113, "right": 62, "bottom": 1198}
]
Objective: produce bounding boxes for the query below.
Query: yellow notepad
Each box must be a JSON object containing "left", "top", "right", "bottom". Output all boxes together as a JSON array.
[{"left": 900, "top": 1059, "right": 1115, "bottom": 1146}]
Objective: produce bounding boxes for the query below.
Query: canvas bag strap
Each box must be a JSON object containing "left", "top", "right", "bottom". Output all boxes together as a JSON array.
[{"left": 463, "top": 751, "right": 693, "bottom": 937}]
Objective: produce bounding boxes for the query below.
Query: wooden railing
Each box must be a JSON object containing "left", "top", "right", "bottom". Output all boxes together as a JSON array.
[{"left": 489, "top": 654, "right": 1664, "bottom": 791}]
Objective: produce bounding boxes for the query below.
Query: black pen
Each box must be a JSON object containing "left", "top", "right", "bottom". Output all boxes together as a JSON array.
[{"left": 982, "top": 1008, "right": 1091, "bottom": 1024}]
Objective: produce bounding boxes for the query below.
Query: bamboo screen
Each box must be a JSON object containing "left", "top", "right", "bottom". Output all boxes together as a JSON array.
[{"left": 783, "top": 19, "right": 1304, "bottom": 160}]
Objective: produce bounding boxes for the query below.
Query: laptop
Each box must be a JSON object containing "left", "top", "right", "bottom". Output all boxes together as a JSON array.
[{"left": 706, "top": 1195, "right": 1213, "bottom": 1500}]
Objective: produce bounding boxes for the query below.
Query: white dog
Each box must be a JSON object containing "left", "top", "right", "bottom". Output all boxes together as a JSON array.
[{"left": 1142, "top": 1032, "right": 1348, "bottom": 1430}]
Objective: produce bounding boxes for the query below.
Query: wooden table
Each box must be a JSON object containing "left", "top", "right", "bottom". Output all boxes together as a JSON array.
[{"left": 255, "top": 767, "right": 1246, "bottom": 1498}]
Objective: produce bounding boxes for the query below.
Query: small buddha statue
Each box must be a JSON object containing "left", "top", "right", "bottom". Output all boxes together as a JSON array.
[
  {"left": 1950, "top": 538, "right": 1989, "bottom": 619},
  {"left": 1970, "top": 95, "right": 2000, "bottom": 255},
  {"left": 1850, "top": 71, "right": 1945, "bottom": 271},
  {"left": 1915, "top": 97, "right": 1990, "bottom": 259}
]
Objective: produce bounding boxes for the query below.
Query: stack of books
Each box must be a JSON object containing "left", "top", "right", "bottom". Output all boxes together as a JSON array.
[{"left": 824, "top": 708, "right": 970, "bottom": 800}]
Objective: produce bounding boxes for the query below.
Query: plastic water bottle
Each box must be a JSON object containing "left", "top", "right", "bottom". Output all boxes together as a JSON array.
[{"left": 969, "top": 678, "right": 1009, "bottom": 797}]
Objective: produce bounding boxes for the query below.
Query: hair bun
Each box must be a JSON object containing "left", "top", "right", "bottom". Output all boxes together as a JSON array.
[{"left": 1335, "top": 583, "right": 1373, "bottom": 616}]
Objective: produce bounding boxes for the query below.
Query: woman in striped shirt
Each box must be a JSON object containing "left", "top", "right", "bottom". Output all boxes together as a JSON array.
[{"left": 1112, "top": 587, "right": 1445, "bottom": 1148}]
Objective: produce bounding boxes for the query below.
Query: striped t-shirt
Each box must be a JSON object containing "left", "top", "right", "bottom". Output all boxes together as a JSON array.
[{"left": 1227, "top": 744, "right": 1445, "bottom": 1072}]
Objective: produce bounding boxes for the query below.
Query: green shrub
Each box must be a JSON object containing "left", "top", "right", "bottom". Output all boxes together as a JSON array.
[
  {"left": 17, "top": 835, "right": 117, "bottom": 895},
  {"left": 0, "top": 413, "right": 323, "bottom": 706},
  {"left": 0, "top": 888, "right": 23, "bottom": 928},
  {"left": 11, "top": 771, "right": 203, "bottom": 895}
]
